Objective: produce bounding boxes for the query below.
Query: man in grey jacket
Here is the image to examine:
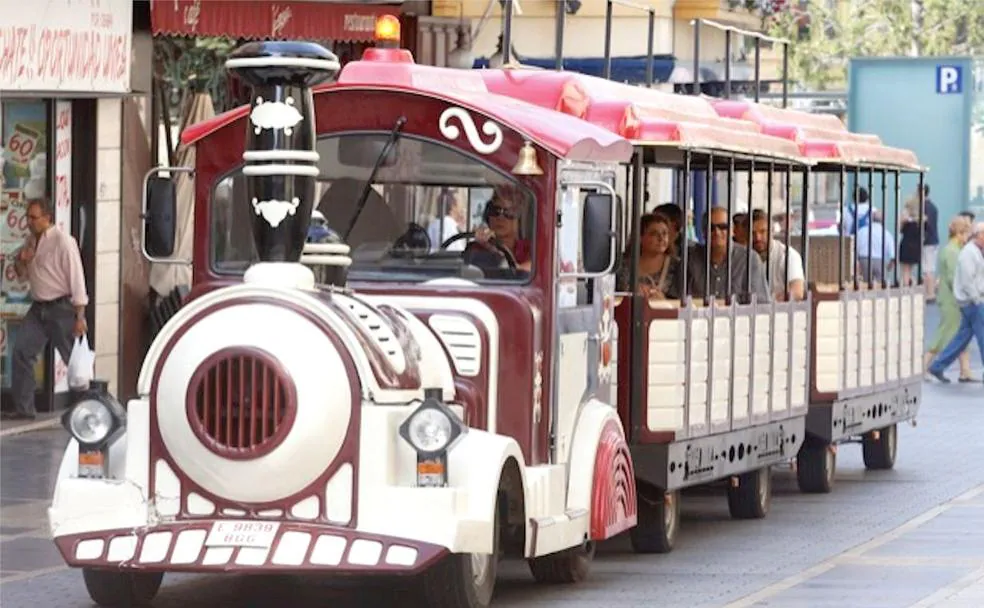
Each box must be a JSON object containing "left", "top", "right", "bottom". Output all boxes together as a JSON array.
[{"left": 927, "top": 221, "right": 984, "bottom": 383}]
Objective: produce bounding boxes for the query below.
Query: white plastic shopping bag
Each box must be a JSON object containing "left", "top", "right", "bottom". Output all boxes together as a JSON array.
[{"left": 68, "top": 335, "right": 95, "bottom": 390}]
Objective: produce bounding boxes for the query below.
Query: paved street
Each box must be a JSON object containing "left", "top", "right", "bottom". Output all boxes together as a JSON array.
[{"left": 1, "top": 306, "right": 982, "bottom": 607}]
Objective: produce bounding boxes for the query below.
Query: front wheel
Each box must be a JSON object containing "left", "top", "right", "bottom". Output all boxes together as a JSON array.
[
  {"left": 82, "top": 569, "right": 163, "bottom": 607},
  {"left": 727, "top": 467, "right": 772, "bottom": 520},
  {"left": 418, "top": 507, "right": 500, "bottom": 608},
  {"left": 862, "top": 423, "right": 898, "bottom": 470},
  {"left": 527, "top": 541, "right": 595, "bottom": 584},
  {"left": 629, "top": 485, "right": 680, "bottom": 554}
]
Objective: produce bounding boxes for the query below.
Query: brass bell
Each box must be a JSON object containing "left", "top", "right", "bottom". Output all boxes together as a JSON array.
[{"left": 511, "top": 140, "right": 543, "bottom": 176}]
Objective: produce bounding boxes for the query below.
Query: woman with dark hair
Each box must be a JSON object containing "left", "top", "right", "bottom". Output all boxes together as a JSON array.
[
  {"left": 468, "top": 185, "right": 532, "bottom": 272},
  {"left": 617, "top": 213, "right": 681, "bottom": 300}
]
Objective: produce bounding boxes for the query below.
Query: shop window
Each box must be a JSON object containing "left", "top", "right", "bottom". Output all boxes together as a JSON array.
[{"left": 1, "top": 100, "right": 51, "bottom": 392}]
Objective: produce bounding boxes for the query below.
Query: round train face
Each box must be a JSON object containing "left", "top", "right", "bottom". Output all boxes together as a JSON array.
[{"left": 152, "top": 297, "right": 358, "bottom": 506}]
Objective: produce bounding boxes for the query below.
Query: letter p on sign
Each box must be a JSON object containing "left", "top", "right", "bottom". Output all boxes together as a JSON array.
[{"left": 936, "top": 65, "right": 962, "bottom": 94}]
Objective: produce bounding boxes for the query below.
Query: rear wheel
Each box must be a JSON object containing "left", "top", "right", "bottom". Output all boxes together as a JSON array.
[
  {"left": 629, "top": 485, "right": 680, "bottom": 554},
  {"left": 527, "top": 540, "right": 595, "bottom": 584},
  {"left": 82, "top": 569, "right": 163, "bottom": 607},
  {"left": 862, "top": 423, "right": 898, "bottom": 470},
  {"left": 797, "top": 440, "right": 836, "bottom": 494},
  {"left": 727, "top": 467, "right": 772, "bottom": 520}
]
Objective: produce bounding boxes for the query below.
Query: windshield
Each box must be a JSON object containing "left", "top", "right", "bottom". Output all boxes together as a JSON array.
[{"left": 211, "top": 132, "right": 536, "bottom": 284}]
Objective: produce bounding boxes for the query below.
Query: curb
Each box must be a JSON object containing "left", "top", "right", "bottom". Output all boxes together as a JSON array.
[{"left": 0, "top": 417, "right": 61, "bottom": 438}]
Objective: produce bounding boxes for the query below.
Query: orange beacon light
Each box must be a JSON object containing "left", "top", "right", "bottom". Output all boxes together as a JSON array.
[{"left": 374, "top": 15, "right": 401, "bottom": 47}]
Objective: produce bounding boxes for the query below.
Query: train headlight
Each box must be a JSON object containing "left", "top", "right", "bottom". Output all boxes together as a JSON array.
[
  {"left": 398, "top": 392, "right": 466, "bottom": 487},
  {"left": 60, "top": 383, "right": 127, "bottom": 479}
]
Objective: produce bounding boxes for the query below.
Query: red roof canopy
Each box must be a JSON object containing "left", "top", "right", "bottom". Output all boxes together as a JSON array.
[
  {"left": 181, "top": 49, "right": 633, "bottom": 164},
  {"left": 478, "top": 70, "right": 805, "bottom": 161},
  {"left": 711, "top": 99, "right": 922, "bottom": 170},
  {"left": 151, "top": 1, "right": 399, "bottom": 43}
]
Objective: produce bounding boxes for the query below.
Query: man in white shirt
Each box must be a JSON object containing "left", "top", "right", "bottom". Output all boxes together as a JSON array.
[
  {"left": 927, "top": 221, "right": 984, "bottom": 384},
  {"left": 855, "top": 208, "right": 896, "bottom": 285},
  {"left": 734, "top": 209, "right": 806, "bottom": 300},
  {"left": 427, "top": 189, "right": 466, "bottom": 252}
]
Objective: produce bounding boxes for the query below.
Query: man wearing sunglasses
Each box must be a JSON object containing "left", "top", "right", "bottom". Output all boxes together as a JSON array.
[
  {"left": 686, "top": 206, "right": 771, "bottom": 303},
  {"left": 469, "top": 186, "right": 532, "bottom": 273},
  {"left": 6, "top": 198, "right": 89, "bottom": 421}
]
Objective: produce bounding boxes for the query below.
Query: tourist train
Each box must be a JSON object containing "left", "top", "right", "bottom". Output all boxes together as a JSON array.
[{"left": 48, "top": 13, "right": 925, "bottom": 607}]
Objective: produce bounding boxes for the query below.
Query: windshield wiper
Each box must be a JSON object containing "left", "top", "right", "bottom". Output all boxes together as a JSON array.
[{"left": 342, "top": 116, "right": 407, "bottom": 240}]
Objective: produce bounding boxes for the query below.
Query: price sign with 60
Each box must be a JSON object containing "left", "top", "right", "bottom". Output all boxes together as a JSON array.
[
  {"left": 6, "top": 131, "right": 38, "bottom": 166},
  {"left": 6, "top": 208, "right": 29, "bottom": 234}
]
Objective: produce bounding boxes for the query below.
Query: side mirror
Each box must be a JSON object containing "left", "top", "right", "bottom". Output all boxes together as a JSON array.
[
  {"left": 582, "top": 192, "right": 616, "bottom": 274},
  {"left": 144, "top": 176, "right": 177, "bottom": 258}
]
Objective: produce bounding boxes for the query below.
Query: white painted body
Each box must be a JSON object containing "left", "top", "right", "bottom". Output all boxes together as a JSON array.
[{"left": 49, "top": 270, "right": 629, "bottom": 572}]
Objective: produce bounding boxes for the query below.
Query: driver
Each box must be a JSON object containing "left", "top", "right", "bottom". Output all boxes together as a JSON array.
[{"left": 467, "top": 186, "right": 532, "bottom": 272}]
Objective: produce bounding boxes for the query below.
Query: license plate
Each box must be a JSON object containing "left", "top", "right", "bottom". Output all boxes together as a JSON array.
[{"left": 205, "top": 521, "right": 280, "bottom": 549}]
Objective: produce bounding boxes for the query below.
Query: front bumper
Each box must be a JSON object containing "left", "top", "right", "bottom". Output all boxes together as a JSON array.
[{"left": 54, "top": 520, "right": 447, "bottom": 575}]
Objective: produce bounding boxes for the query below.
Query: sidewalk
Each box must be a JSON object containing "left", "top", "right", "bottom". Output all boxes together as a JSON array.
[
  {"left": 0, "top": 412, "right": 61, "bottom": 438},
  {"left": 726, "top": 484, "right": 984, "bottom": 607}
]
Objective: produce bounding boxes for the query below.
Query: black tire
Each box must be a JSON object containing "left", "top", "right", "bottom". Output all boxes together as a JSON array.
[
  {"left": 629, "top": 486, "right": 680, "bottom": 554},
  {"left": 797, "top": 441, "right": 836, "bottom": 494},
  {"left": 527, "top": 540, "right": 595, "bottom": 584},
  {"left": 82, "top": 569, "right": 163, "bottom": 607},
  {"left": 418, "top": 502, "right": 500, "bottom": 608},
  {"left": 862, "top": 423, "right": 898, "bottom": 470},
  {"left": 727, "top": 467, "right": 772, "bottom": 520}
]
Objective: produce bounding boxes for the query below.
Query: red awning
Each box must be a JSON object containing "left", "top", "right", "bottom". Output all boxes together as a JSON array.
[{"left": 151, "top": 1, "right": 402, "bottom": 42}]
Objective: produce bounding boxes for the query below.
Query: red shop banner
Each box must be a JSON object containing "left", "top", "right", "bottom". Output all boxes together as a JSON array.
[{"left": 151, "top": 1, "right": 401, "bottom": 43}]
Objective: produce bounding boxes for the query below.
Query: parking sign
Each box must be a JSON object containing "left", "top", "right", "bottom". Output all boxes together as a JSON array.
[{"left": 936, "top": 65, "right": 962, "bottom": 94}]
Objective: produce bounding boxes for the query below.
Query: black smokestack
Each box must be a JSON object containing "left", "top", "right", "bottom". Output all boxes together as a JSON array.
[{"left": 226, "top": 41, "right": 339, "bottom": 263}]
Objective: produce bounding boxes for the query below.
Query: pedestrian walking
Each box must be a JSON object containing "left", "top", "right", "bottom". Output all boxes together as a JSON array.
[
  {"left": 924, "top": 216, "right": 977, "bottom": 382},
  {"left": 5, "top": 199, "right": 89, "bottom": 421},
  {"left": 927, "top": 221, "right": 984, "bottom": 384}
]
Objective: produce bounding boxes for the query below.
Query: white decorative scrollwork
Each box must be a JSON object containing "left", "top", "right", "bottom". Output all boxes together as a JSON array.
[
  {"left": 252, "top": 197, "right": 300, "bottom": 228},
  {"left": 250, "top": 96, "right": 303, "bottom": 136},
  {"left": 438, "top": 107, "right": 503, "bottom": 155}
]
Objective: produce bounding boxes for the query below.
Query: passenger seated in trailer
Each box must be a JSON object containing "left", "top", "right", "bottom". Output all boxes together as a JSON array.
[
  {"left": 687, "top": 206, "right": 771, "bottom": 302},
  {"left": 855, "top": 208, "right": 896, "bottom": 285},
  {"left": 652, "top": 203, "right": 690, "bottom": 256},
  {"left": 464, "top": 185, "right": 533, "bottom": 273},
  {"left": 426, "top": 187, "right": 467, "bottom": 252},
  {"left": 616, "top": 213, "right": 683, "bottom": 300},
  {"left": 733, "top": 208, "right": 806, "bottom": 300}
]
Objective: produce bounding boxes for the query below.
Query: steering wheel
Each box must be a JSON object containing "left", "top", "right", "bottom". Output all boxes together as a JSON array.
[{"left": 442, "top": 231, "right": 518, "bottom": 271}]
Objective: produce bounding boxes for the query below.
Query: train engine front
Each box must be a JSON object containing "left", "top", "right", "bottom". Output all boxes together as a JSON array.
[{"left": 48, "top": 39, "right": 517, "bottom": 608}]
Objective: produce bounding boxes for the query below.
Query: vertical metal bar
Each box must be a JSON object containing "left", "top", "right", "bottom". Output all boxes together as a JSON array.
[
  {"left": 838, "top": 167, "right": 846, "bottom": 288},
  {"left": 704, "top": 154, "right": 714, "bottom": 304},
  {"left": 866, "top": 170, "right": 874, "bottom": 290},
  {"left": 917, "top": 173, "right": 925, "bottom": 285},
  {"left": 726, "top": 157, "right": 734, "bottom": 300},
  {"left": 746, "top": 159, "right": 755, "bottom": 297},
  {"left": 629, "top": 151, "right": 645, "bottom": 441},
  {"left": 554, "top": 0, "right": 565, "bottom": 71},
  {"left": 852, "top": 167, "right": 860, "bottom": 291},
  {"left": 880, "top": 170, "right": 888, "bottom": 284},
  {"left": 681, "top": 151, "right": 692, "bottom": 437},
  {"left": 800, "top": 167, "right": 811, "bottom": 289},
  {"left": 693, "top": 19, "right": 701, "bottom": 96},
  {"left": 502, "top": 0, "right": 513, "bottom": 65},
  {"left": 753, "top": 38, "right": 761, "bottom": 103},
  {"left": 766, "top": 162, "right": 775, "bottom": 283},
  {"left": 781, "top": 42, "right": 789, "bottom": 108},
  {"left": 603, "top": 0, "right": 613, "bottom": 80},
  {"left": 645, "top": 10, "right": 655, "bottom": 87},
  {"left": 681, "top": 153, "right": 692, "bottom": 302},
  {"left": 893, "top": 171, "right": 901, "bottom": 287},
  {"left": 785, "top": 165, "right": 792, "bottom": 302},
  {"left": 724, "top": 30, "right": 733, "bottom": 100}
]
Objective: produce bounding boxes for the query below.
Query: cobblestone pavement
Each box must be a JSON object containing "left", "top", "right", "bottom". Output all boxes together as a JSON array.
[{"left": 1, "top": 306, "right": 982, "bottom": 607}]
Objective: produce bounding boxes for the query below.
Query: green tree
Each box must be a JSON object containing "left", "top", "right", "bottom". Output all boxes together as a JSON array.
[{"left": 766, "top": 0, "right": 984, "bottom": 90}]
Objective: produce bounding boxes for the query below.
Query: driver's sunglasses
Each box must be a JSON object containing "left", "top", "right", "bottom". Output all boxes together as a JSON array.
[{"left": 486, "top": 205, "right": 517, "bottom": 220}]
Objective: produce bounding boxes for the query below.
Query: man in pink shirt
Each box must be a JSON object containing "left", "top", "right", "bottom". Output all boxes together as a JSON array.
[{"left": 5, "top": 198, "right": 89, "bottom": 420}]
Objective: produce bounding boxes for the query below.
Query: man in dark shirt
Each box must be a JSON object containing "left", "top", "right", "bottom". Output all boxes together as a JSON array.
[
  {"left": 922, "top": 185, "right": 940, "bottom": 300},
  {"left": 686, "top": 207, "right": 771, "bottom": 303}
]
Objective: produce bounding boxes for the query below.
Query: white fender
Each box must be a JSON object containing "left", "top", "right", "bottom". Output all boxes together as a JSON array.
[
  {"left": 566, "top": 397, "right": 624, "bottom": 513},
  {"left": 447, "top": 429, "right": 528, "bottom": 554}
]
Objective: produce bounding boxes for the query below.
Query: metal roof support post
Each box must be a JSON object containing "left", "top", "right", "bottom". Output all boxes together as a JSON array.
[
  {"left": 603, "top": 0, "right": 613, "bottom": 79},
  {"left": 502, "top": 0, "right": 514, "bottom": 65},
  {"left": 724, "top": 29, "right": 732, "bottom": 99},
  {"left": 753, "top": 37, "right": 761, "bottom": 103},
  {"left": 781, "top": 41, "right": 789, "bottom": 108},
  {"left": 554, "top": 0, "right": 566, "bottom": 71},
  {"left": 693, "top": 19, "right": 702, "bottom": 96},
  {"left": 645, "top": 9, "right": 655, "bottom": 87}
]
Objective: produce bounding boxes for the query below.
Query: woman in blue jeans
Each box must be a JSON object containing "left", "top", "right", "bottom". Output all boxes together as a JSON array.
[{"left": 927, "top": 223, "right": 984, "bottom": 384}]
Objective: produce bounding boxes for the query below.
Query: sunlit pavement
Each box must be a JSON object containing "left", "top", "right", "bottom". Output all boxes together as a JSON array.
[{"left": 1, "top": 304, "right": 982, "bottom": 607}]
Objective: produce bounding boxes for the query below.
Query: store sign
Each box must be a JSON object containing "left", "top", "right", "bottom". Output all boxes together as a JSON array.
[{"left": 0, "top": 0, "right": 133, "bottom": 93}]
